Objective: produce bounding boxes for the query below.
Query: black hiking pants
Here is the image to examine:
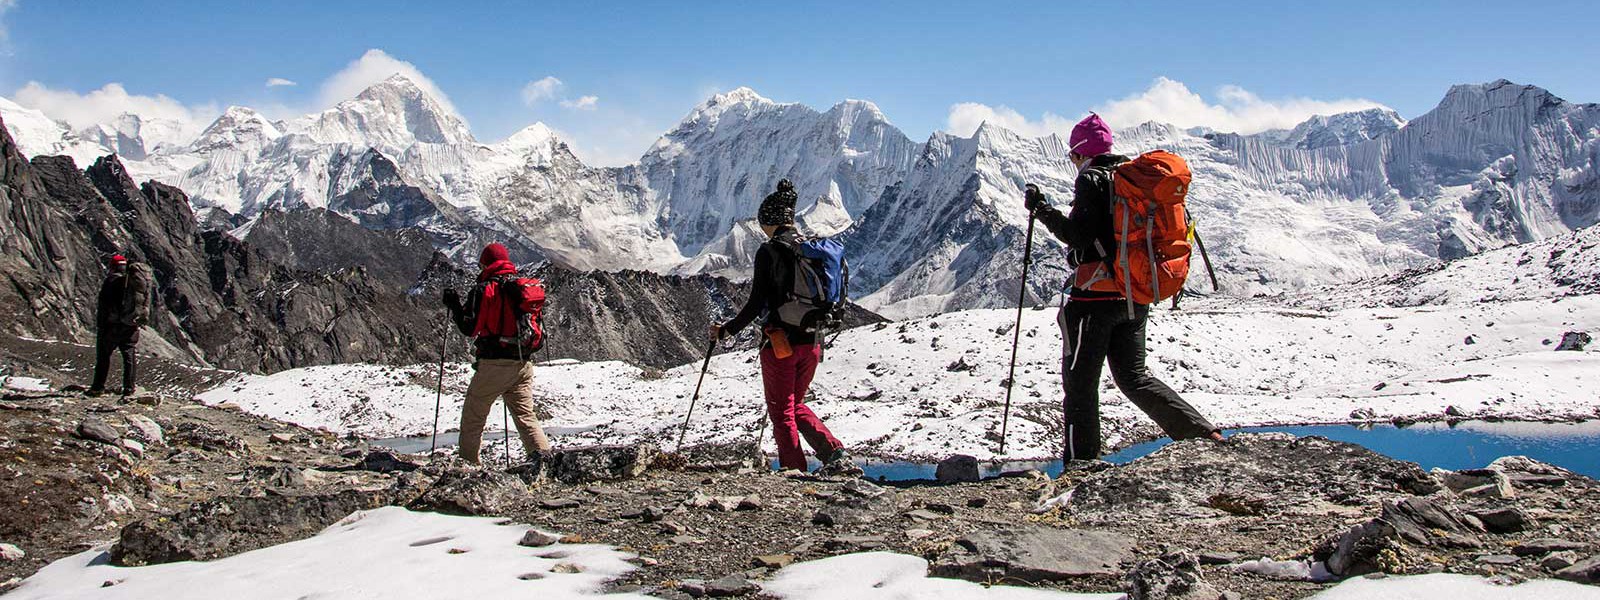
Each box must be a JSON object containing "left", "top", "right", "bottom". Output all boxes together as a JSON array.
[
  {"left": 91, "top": 325, "right": 139, "bottom": 394},
  {"left": 1059, "top": 300, "right": 1215, "bottom": 461}
]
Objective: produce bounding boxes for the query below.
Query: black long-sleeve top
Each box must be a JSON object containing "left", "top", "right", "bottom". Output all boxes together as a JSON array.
[
  {"left": 1033, "top": 153, "right": 1130, "bottom": 300},
  {"left": 722, "top": 228, "right": 816, "bottom": 346}
]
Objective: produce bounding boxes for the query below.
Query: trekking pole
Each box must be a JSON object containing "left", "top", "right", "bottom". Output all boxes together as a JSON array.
[
  {"left": 431, "top": 316, "right": 448, "bottom": 455},
  {"left": 1193, "top": 227, "right": 1221, "bottom": 293},
  {"left": 675, "top": 337, "right": 718, "bottom": 453},
  {"left": 999, "top": 190, "right": 1040, "bottom": 456}
]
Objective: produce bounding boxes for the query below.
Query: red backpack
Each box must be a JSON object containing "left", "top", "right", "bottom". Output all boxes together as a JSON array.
[
  {"left": 1076, "top": 150, "right": 1193, "bottom": 314},
  {"left": 472, "top": 275, "right": 547, "bottom": 354}
]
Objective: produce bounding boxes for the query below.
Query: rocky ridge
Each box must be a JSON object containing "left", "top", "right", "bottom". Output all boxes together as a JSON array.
[{"left": 2, "top": 344, "right": 1596, "bottom": 597}]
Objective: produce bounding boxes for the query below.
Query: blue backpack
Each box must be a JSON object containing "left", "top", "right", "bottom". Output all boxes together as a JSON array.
[{"left": 771, "top": 235, "right": 849, "bottom": 333}]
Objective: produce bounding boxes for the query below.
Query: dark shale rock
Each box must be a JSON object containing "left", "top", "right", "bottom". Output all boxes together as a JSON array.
[
  {"left": 548, "top": 443, "right": 661, "bottom": 484},
  {"left": 110, "top": 486, "right": 393, "bottom": 566},
  {"left": 1066, "top": 434, "right": 1440, "bottom": 522},
  {"left": 935, "top": 454, "right": 980, "bottom": 484}
]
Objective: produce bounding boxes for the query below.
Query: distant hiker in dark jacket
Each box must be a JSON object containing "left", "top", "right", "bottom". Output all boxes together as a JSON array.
[
  {"left": 1026, "top": 114, "right": 1222, "bottom": 461},
  {"left": 89, "top": 254, "right": 147, "bottom": 397},
  {"left": 714, "top": 180, "right": 861, "bottom": 476},
  {"left": 443, "top": 243, "right": 551, "bottom": 467}
]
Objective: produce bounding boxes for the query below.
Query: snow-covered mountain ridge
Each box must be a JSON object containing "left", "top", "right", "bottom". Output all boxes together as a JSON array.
[{"left": 4, "top": 78, "right": 1596, "bottom": 317}]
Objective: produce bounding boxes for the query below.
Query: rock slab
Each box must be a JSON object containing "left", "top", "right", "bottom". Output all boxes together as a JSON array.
[
  {"left": 931, "top": 527, "right": 1134, "bottom": 582},
  {"left": 548, "top": 443, "right": 660, "bottom": 484}
]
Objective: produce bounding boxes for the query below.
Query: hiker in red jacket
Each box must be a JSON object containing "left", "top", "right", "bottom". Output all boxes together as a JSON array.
[
  {"left": 443, "top": 243, "right": 551, "bottom": 468},
  {"left": 1026, "top": 114, "right": 1223, "bottom": 462},
  {"left": 713, "top": 180, "right": 862, "bottom": 476}
]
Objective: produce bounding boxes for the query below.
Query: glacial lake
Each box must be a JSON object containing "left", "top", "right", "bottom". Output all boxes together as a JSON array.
[
  {"left": 836, "top": 420, "right": 1600, "bottom": 482},
  {"left": 373, "top": 420, "right": 1600, "bottom": 482}
]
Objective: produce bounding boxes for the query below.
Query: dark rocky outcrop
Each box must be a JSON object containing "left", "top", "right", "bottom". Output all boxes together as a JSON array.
[
  {"left": 547, "top": 443, "right": 660, "bottom": 484},
  {"left": 1064, "top": 434, "right": 1441, "bottom": 522},
  {"left": 110, "top": 487, "right": 394, "bottom": 566},
  {"left": 0, "top": 113, "right": 452, "bottom": 372}
]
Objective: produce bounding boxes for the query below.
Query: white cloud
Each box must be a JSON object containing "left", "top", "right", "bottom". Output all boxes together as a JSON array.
[
  {"left": 316, "top": 49, "right": 459, "bottom": 115},
  {"left": 559, "top": 95, "right": 598, "bottom": 111},
  {"left": 11, "top": 81, "right": 216, "bottom": 140},
  {"left": 945, "top": 77, "right": 1389, "bottom": 139},
  {"left": 264, "top": 77, "right": 297, "bottom": 88},
  {"left": 945, "top": 102, "right": 1077, "bottom": 138},
  {"left": 521, "top": 76, "right": 564, "bottom": 106},
  {"left": 1095, "top": 77, "right": 1386, "bottom": 134}
]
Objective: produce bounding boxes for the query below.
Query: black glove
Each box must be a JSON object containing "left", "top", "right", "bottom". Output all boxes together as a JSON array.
[
  {"left": 1023, "top": 184, "right": 1048, "bottom": 214},
  {"left": 442, "top": 287, "right": 461, "bottom": 312}
]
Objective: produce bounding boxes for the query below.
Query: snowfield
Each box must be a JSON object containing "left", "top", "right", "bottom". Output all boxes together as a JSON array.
[
  {"left": 199, "top": 289, "right": 1599, "bottom": 460},
  {"left": 11, "top": 508, "right": 1596, "bottom": 600}
]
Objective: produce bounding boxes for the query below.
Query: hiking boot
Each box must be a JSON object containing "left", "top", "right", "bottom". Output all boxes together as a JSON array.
[
  {"left": 84, "top": 387, "right": 104, "bottom": 398},
  {"left": 815, "top": 448, "right": 865, "bottom": 478},
  {"left": 507, "top": 451, "right": 547, "bottom": 484},
  {"left": 120, "top": 386, "right": 138, "bottom": 397}
]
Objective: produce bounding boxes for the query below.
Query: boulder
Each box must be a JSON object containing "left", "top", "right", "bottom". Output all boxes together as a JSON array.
[
  {"left": 931, "top": 527, "right": 1134, "bottom": 582},
  {"left": 1555, "top": 555, "right": 1600, "bottom": 583},
  {"left": 1513, "top": 538, "right": 1589, "bottom": 556},
  {"left": 518, "top": 529, "right": 561, "bottom": 547},
  {"left": 410, "top": 468, "right": 529, "bottom": 515},
  {"left": 704, "top": 574, "right": 758, "bottom": 597},
  {"left": 75, "top": 418, "right": 121, "bottom": 445},
  {"left": 935, "top": 454, "right": 980, "bottom": 484},
  {"left": 1323, "top": 496, "right": 1479, "bottom": 575},
  {"left": 111, "top": 487, "right": 392, "bottom": 566},
  {"left": 1469, "top": 506, "right": 1535, "bottom": 533},
  {"left": 548, "top": 443, "right": 660, "bottom": 484},
  {"left": 1542, "top": 551, "right": 1579, "bottom": 571},
  {"left": 0, "top": 543, "right": 23, "bottom": 561},
  {"left": 1554, "top": 331, "right": 1591, "bottom": 351},
  {"left": 171, "top": 421, "right": 248, "bottom": 453},
  {"left": 344, "top": 450, "right": 421, "bottom": 473},
  {"left": 123, "top": 414, "right": 164, "bottom": 446},
  {"left": 1126, "top": 551, "right": 1226, "bottom": 600}
]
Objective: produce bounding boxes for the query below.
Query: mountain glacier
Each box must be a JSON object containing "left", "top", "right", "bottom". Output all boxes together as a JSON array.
[{"left": 3, "top": 78, "right": 1596, "bottom": 318}]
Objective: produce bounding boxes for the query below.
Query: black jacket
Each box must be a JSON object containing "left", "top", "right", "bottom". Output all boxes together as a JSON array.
[
  {"left": 449, "top": 278, "right": 529, "bottom": 361},
  {"left": 96, "top": 266, "right": 150, "bottom": 330},
  {"left": 1034, "top": 153, "right": 1130, "bottom": 300},
  {"left": 723, "top": 228, "right": 816, "bottom": 346}
]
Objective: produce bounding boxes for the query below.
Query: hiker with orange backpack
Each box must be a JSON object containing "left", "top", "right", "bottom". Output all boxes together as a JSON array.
[
  {"left": 442, "top": 242, "right": 552, "bottom": 469},
  {"left": 1025, "top": 114, "right": 1222, "bottom": 462}
]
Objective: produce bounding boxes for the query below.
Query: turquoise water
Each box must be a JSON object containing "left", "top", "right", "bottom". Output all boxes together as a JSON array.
[{"left": 841, "top": 420, "right": 1600, "bottom": 482}]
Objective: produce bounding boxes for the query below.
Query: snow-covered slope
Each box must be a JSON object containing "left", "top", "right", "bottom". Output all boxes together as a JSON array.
[
  {"left": 639, "top": 88, "right": 919, "bottom": 257},
  {"left": 0, "top": 97, "right": 112, "bottom": 167},
  {"left": 199, "top": 226, "right": 1600, "bottom": 460}
]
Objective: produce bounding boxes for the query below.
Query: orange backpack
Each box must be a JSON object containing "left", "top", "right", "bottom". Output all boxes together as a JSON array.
[{"left": 1076, "top": 150, "right": 1193, "bottom": 314}]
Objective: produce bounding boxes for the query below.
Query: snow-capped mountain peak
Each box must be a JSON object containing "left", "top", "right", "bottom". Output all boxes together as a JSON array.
[
  {"left": 1280, "top": 107, "right": 1405, "bottom": 149},
  {"left": 290, "top": 74, "right": 475, "bottom": 152},
  {"left": 190, "top": 106, "right": 282, "bottom": 153}
]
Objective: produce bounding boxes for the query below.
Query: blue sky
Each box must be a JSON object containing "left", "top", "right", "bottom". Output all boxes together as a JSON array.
[{"left": 3, "top": 1, "right": 1596, "bottom": 165}]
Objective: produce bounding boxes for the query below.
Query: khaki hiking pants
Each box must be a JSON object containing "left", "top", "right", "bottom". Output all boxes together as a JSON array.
[{"left": 459, "top": 359, "right": 551, "bottom": 464}]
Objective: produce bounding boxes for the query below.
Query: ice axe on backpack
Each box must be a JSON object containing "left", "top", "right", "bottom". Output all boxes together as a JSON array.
[{"left": 998, "top": 185, "right": 1042, "bottom": 456}]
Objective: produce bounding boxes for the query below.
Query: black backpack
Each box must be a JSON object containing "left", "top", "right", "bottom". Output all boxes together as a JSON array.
[{"left": 767, "top": 234, "right": 849, "bottom": 334}]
